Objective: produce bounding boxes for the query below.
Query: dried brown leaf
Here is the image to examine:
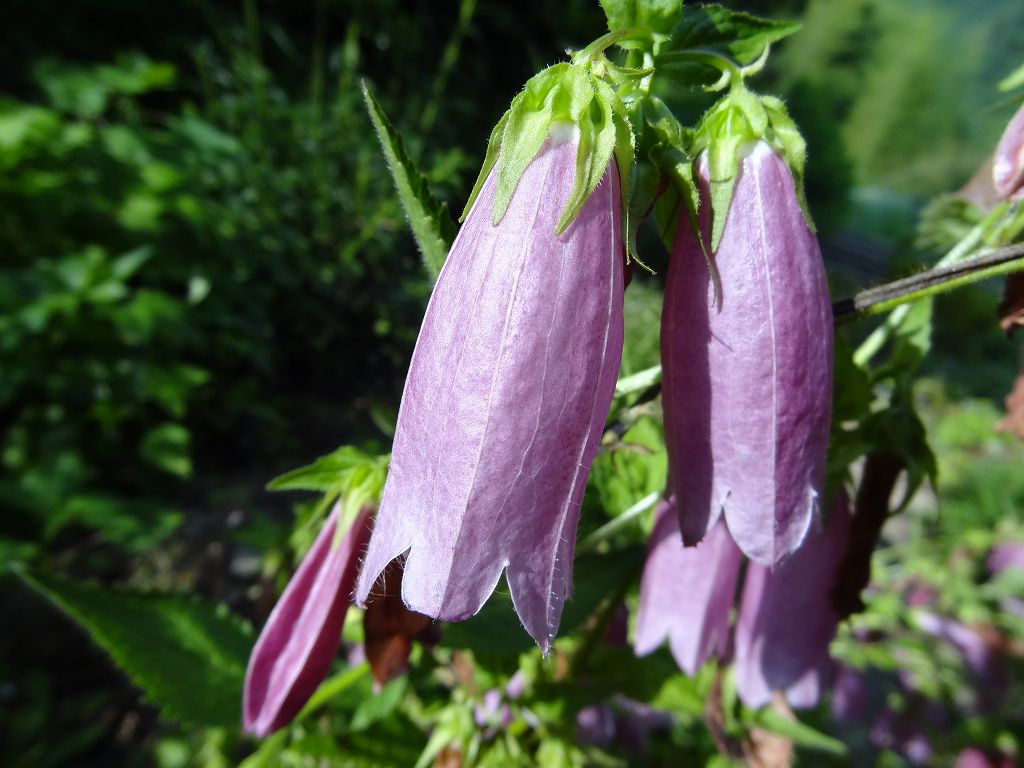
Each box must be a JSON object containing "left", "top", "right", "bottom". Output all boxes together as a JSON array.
[
  {"left": 998, "top": 273, "right": 1024, "bottom": 337},
  {"left": 363, "top": 561, "right": 431, "bottom": 686},
  {"left": 997, "top": 369, "right": 1024, "bottom": 440}
]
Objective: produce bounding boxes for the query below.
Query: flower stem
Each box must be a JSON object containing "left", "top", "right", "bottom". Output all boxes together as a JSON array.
[
  {"left": 578, "top": 491, "right": 660, "bottom": 554},
  {"left": 572, "top": 28, "right": 647, "bottom": 65},
  {"left": 654, "top": 48, "right": 743, "bottom": 89},
  {"left": 834, "top": 241, "right": 1024, "bottom": 325}
]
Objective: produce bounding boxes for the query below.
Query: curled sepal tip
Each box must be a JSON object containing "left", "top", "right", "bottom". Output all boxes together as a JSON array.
[
  {"left": 461, "top": 62, "right": 634, "bottom": 241},
  {"left": 693, "top": 85, "right": 811, "bottom": 251}
]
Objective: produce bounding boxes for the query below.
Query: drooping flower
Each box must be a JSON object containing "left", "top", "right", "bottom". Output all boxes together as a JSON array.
[
  {"left": 993, "top": 102, "right": 1024, "bottom": 201},
  {"left": 661, "top": 140, "right": 833, "bottom": 564},
  {"left": 243, "top": 504, "right": 372, "bottom": 737},
  {"left": 733, "top": 493, "right": 851, "bottom": 709},
  {"left": 634, "top": 498, "right": 742, "bottom": 674},
  {"left": 354, "top": 125, "right": 625, "bottom": 650}
]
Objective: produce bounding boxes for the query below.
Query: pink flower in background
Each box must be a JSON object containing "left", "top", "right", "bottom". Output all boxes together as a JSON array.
[
  {"left": 955, "top": 747, "right": 1016, "bottom": 768},
  {"left": 661, "top": 141, "right": 833, "bottom": 565},
  {"left": 988, "top": 539, "right": 1024, "bottom": 617},
  {"left": 987, "top": 539, "right": 1024, "bottom": 576},
  {"left": 993, "top": 103, "right": 1024, "bottom": 201},
  {"left": 634, "top": 498, "right": 741, "bottom": 674},
  {"left": 634, "top": 493, "right": 851, "bottom": 710},
  {"left": 243, "top": 505, "right": 373, "bottom": 736},
  {"left": 355, "top": 126, "right": 624, "bottom": 650},
  {"left": 734, "top": 493, "right": 851, "bottom": 709}
]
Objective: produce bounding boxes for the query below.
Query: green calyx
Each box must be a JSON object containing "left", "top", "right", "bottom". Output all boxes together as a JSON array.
[
  {"left": 692, "top": 83, "right": 811, "bottom": 251},
  {"left": 460, "top": 61, "right": 635, "bottom": 241}
]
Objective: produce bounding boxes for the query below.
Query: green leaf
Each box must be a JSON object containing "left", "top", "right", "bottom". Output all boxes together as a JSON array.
[
  {"left": 48, "top": 493, "right": 182, "bottom": 552},
  {"left": 0, "top": 104, "right": 61, "bottom": 151},
  {"left": 831, "top": 336, "right": 872, "bottom": 424},
  {"left": 560, "top": 546, "right": 646, "bottom": 628},
  {"left": 110, "top": 246, "right": 153, "bottom": 281},
  {"left": 269, "top": 446, "right": 388, "bottom": 540},
  {"left": 666, "top": 5, "right": 801, "bottom": 66},
  {"left": 589, "top": 418, "right": 667, "bottom": 521},
  {"left": 362, "top": 81, "right": 456, "bottom": 281},
  {"left": 614, "top": 364, "right": 662, "bottom": 398},
  {"left": 174, "top": 116, "right": 242, "bottom": 155},
  {"left": 15, "top": 569, "right": 252, "bottom": 728},
  {"left": 874, "top": 297, "right": 934, "bottom": 376},
  {"left": 461, "top": 111, "right": 508, "bottom": 220},
  {"left": 694, "top": 94, "right": 753, "bottom": 251},
  {"left": 139, "top": 422, "right": 192, "bottom": 477},
  {"left": 267, "top": 445, "right": 387, "bottom": 494},
  {"left": 748, "top": 707, "right": 846, "bottom": 755},
  {"left": 438, "top": 592, "right": 535, "bottom": 657},
  {"left": 350, "top": 676, "right": 407, "bottom": 731},
  {"left": 998, "top": 62, "right": 1024, "bottom": 92},
  {"left": 0, "top": 536, "right": 37, "bottom": 570},
  {"left": 761, "top": 96, "right": 811, "bottom": 228},
  {"left": 599, "top": 0, "right": 683, "bottom": 37}
]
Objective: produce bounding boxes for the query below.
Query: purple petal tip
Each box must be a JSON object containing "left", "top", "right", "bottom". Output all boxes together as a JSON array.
[
  {"left": 634, "top": 499, "right": 742, "bottom": 675},
  {"left": 243, "top": 505, "right": 372, "bottom": 736}
]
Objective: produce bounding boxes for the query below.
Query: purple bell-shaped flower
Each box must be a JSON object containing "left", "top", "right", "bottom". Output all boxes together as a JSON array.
[
  {"left": 661, "top": 141, "right": 833, "bottom": 565},
  {"left": 355, "top": 126, "right": 625, "bottom": 650}
]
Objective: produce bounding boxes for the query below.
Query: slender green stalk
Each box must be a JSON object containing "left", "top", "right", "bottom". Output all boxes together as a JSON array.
[
  {"left": 578, "top": 491, "right": 660, "bottom": 553},
  {"left": 851, "top": 204, "right": 1011, "bottom": 365},
  {"left": 572, "top": 28, "right": 647, "bottom": 65},
  {"left": 835, "top": 242, "right": 1024, "bottom": 323},
  {"left": 654, "top": 48, "right": 743, "bottom": 86},
  {"left": 420, "top": 0, "right": 477, "bottom": 133}
]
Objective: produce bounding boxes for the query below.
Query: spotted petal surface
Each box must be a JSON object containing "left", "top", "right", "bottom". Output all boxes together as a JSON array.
[{"left": 355, "top": 132, "right": 624, "bottom": 650}]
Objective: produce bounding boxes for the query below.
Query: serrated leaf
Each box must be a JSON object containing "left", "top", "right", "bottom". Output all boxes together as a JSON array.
[
  {"left": 16, "top": 569, "right": 251, "bottom": 728},
  {"left": 667, "top": 4, "right": 800, "bottom": 66},
  {"left": 362, "top": 81, "right": 456, "bottom": 281}
]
